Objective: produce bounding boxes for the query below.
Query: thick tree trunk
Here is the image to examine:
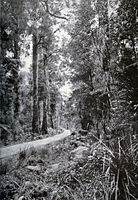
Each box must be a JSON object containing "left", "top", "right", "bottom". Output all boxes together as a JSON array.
[
  {"left": 32, "top": 33, "right": 39, "bottom": 134},
  {"left": 41, "top": 99, "right": 48, "bottom": 134},
  {"left": 41, "top": 54, "right": 48, "bottom": 134}
]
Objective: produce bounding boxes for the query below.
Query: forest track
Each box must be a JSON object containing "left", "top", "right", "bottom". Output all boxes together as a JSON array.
[{"left": 0, "top": 129, "right": 71, "bottom": 159}]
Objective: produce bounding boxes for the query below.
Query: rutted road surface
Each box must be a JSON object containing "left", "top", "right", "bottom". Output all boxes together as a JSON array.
[{"left": 0, "top": 130, "right": 71, "bottom": 159}]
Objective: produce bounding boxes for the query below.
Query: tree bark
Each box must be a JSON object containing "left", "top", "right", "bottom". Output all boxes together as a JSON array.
[
  {"left": 41, "top": 99, "right": 48, "bottom": 134},
  {"left": 50, "top": 114, "right": 54, "bottom": 129},
  {"left": 13, "top": 35, "right": 20, "bottom": 120},
  {"left": 41, "top": 53, "right": 48, "bottom": 134},
  {"left": 32, "top": 33, "right": 39, "bottom": 134},
  {"left": 12, "top": 31, "right": 20, "bottom": 142}
]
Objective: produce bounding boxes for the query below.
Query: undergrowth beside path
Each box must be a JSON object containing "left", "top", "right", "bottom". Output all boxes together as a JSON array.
[{"left": 0, "top": 130, "right": 137, "bottom": 200}]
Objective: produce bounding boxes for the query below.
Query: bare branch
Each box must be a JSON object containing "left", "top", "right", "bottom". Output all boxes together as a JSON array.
[
  {"left": 53, "top": 28, "right": 60, "bottom": 34},
  {"left": 41, "top": 0, "right": 68, "bottom": 20},
  {"left": 37, "top": 35, "right": 45, "bottom": 45}
]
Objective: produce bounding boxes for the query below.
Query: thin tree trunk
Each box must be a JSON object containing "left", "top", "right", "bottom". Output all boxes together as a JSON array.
[
  {"left": 13, "top": 31, "right": 20, "bottom": 142},
  {"left": 50, "top": 114, "right": 54, "bottom": 129},
  {"left": 32, "top": 33, "right": 39, "bottom": 135},
  {"left": 13, "top": 37, "right": 20, "bottom": 119}
]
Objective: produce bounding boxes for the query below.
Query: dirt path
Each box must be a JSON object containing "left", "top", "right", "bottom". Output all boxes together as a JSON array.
[{"left": 0, "top": 129, "right": 71, "bottom": 159}]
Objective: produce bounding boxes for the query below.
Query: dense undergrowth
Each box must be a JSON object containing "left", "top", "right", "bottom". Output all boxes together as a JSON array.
[{"left": 0, "top": 130, "right": 138, "bottom": 200}]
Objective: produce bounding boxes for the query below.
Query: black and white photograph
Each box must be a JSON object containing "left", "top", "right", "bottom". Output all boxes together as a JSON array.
[{"left": 0, "top": 0, "right": 138, "bottom": 199}]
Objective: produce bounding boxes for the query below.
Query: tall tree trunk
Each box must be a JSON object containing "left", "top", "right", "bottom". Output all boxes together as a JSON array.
[
  {"left": 13, "top": 33, "right": 20, "bottom": 119},
  {"left": 13, "top": 31, "right": 20, "bottom": 142},
  {"left": 50, "top": 114, "right": 54, "bottom": 129},
  {"left": 32, "top": 33, "right": 39, "bottom": 134},
  {"left": 41, "top": 99, "right": 48, "bottom": 134},
  {"left": 41, "top": 54, "right": 48, "bottom": 134}
]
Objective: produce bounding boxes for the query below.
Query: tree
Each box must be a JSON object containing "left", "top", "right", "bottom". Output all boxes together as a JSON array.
[
  {"left": 68, "top": 0, "right": 95, "bottom": 130},
  {"left": 0, "top": 0, "right": 27, "bottom": 141},
  {"left": 68, "top": 0, "right": 138, "bottom": 198},
  {"left": 32, "top": 33, "right": 39, "bottom": 134},
  {"left": 30, "top": 0, "right": 68, "bottom": 134}
]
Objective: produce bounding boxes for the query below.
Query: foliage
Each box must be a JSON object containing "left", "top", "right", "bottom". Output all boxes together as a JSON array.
[{"left": 0, "top": 0, "right": 138, "bottom": 199}]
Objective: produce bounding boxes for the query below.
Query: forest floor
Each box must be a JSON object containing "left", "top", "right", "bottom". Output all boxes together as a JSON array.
[
  {"left": 1, "top": 129, "right": 137, "bottom": 199},
  {"left": 0, "top": 129, "right": 94, "bottom": 199},
  {"left": 0, "top": 129, "right": 71, "bottom": 159}
]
